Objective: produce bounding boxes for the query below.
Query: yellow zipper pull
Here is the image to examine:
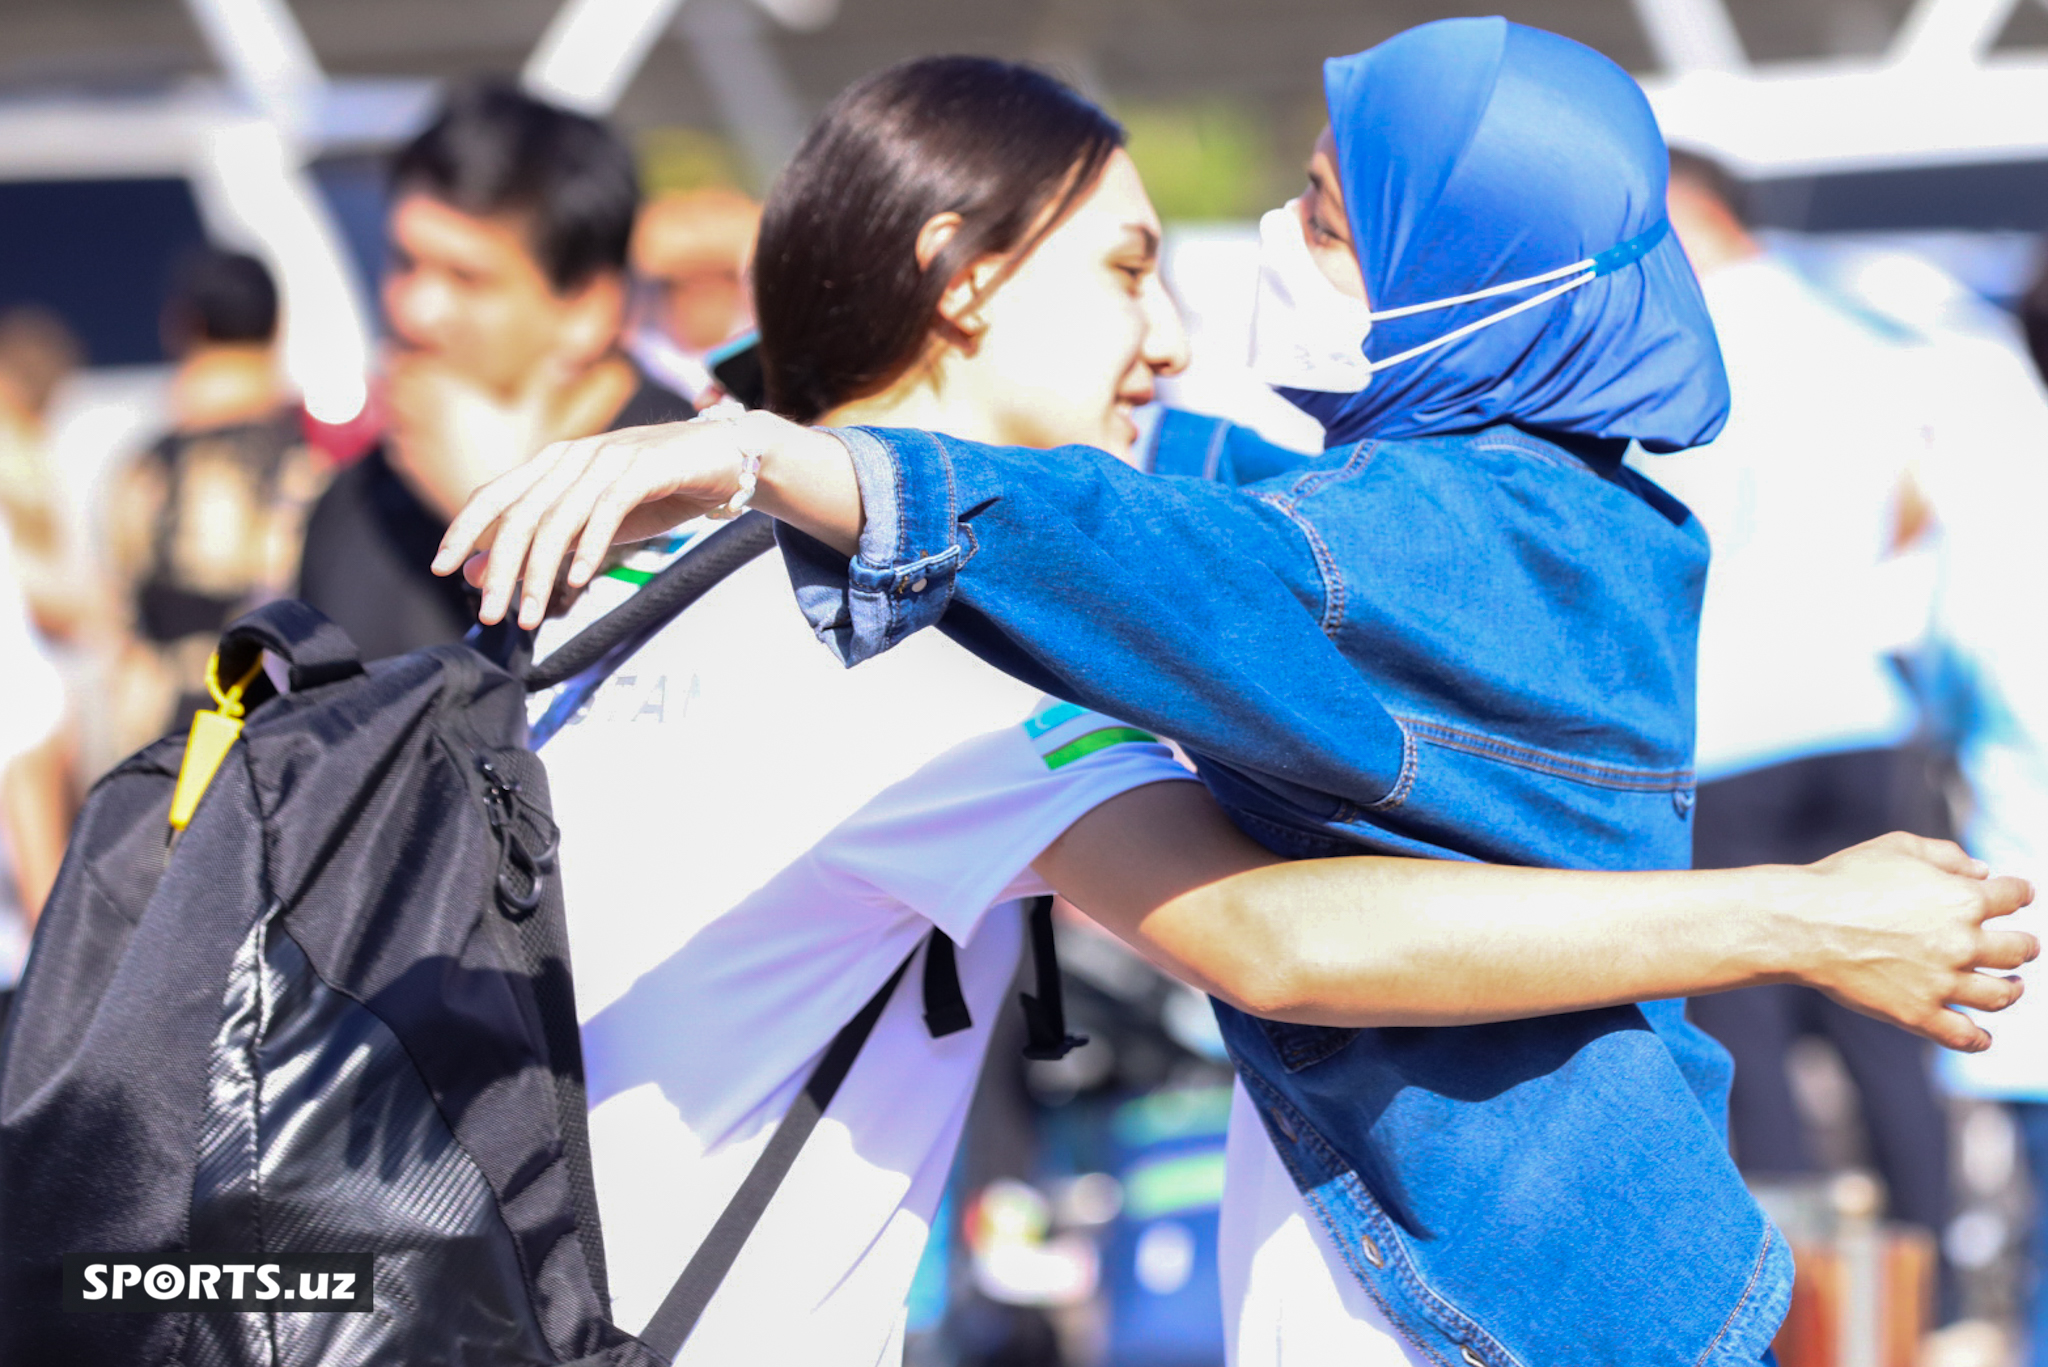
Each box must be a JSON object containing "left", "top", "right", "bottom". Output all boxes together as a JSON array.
[{"left": 168, "top": 652, "right": 266, "bottom": 832}]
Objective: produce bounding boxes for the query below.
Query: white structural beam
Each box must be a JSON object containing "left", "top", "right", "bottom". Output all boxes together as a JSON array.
[
  {"left": 1647, "top": 53, "right": 2048, "bottom": 176},
  {"left": 1628, "top": 0, "right": 1747, "bottom": 74},
  {"left": 182, "top": 0, "right": 326, "bottom": 139},
  {"left": 677, "top": 0, "right": 810, "bottom": 185},
  {"left": 1889, "top": 0, "right": 2019, "bottom": 67},
  {"left": 524, "top": 0, "right": 688, "bottom": 115},
  {"left": 182, "top": 0, "right": 373, "bottom": 423}
]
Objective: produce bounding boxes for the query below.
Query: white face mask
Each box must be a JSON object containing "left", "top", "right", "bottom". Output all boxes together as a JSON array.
[
  {"left": 1248, "top": 201, "right": 1671, "bottom": 395},
  {"left": 1249, "top": 202, "right": 1377, "bottom": 393}
]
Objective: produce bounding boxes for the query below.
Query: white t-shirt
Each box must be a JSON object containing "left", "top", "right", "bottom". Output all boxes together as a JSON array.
[
  {"left": 1635, "top": 255, "right": 1926, "bottom": 781},
  {"left": 1220, "top": 1083, "right": 1431, "bottom": 1367},
  {"left": 532, "top": 541, "right": 1188, "bottom": 1363}
]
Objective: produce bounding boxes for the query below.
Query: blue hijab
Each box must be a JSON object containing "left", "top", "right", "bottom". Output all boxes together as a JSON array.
[{"left": 1288, "top": 17, "right": 1728, "bottom": 454}]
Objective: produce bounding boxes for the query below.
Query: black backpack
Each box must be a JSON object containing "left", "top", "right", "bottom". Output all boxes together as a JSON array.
[{"left": 0, "top": 513, "right": 1080, "bottom": 1366}]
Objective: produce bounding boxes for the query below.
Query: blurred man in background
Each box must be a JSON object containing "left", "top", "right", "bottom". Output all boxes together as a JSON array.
[
  {"left": 298, "top": 79, "right": 692, "bottom": 661},
  {"left": 1653, "top": 148, "right": 1959, "bottom": 1317},
  {"left": 628, "top": 186, "right": 759, "bottom": 405},
  {"left": 103, "top": 250, "right": 323, "bottom": 758}
]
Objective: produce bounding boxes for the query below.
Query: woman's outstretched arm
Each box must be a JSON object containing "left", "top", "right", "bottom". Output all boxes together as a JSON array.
[
  {"left": 1035, "top": 780, "right": 2037, "bottom": 1053},
  {"left": 435, "top": 412, "right": 1413, "bottom": 810}
]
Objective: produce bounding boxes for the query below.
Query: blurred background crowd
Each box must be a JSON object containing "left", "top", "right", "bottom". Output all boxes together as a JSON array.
[{"left": 8, "top": 1, "right": 2048, "bottom": 1364}]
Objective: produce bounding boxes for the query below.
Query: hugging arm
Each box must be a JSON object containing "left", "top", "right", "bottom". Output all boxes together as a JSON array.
[
  {"left": 1040, "top": 781, "right": 2036, "bottom": 1052},
  {"left": 436, "top": 411, "right": 1409, "bottom": 808}
]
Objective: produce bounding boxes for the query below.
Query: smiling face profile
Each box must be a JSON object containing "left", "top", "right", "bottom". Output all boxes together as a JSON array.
[
  {"left": 755, "top": 57, "right": 1190, "bottom": 463},
  {"left": 906, "top": 149, "right": 1190, "bottom": 459}
]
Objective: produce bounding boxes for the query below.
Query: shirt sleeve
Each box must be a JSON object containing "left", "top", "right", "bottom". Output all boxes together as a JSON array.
[{"left": 813, "top": 704, "right": 1199, "bottom": 946}]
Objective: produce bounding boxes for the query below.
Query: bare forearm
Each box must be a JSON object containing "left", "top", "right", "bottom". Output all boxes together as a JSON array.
[
  {"left": 1036, "top": 783, "right": 2029, "bottom": 1048},
  {"left": 748, "top": 416, "right": 863, "bottom": 556},
  {"left": 1187, "top": 858, "right": 1805, "bottom": 1027}
]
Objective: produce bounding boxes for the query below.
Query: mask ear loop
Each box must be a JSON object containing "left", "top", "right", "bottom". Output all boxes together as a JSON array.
[{"left": 1361, "top": 219, "right": 1671, "bottom": 375}]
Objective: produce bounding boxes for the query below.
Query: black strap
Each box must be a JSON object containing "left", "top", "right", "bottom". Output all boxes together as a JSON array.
[
  {"left": 525, "top": 512, "right": 777, "bottom": 693},
  {"left": 636, "top": 951, "right": 915, "bottom": 1358},
  {"left": 921, "top": 932, "right": 972, "bottom": 1038},
  {"left": 1020, "top": 896, "right": 1088, "bottom": 1061},
  {"left": 219, "top": 599, "right": 366, "bottom": 692}
]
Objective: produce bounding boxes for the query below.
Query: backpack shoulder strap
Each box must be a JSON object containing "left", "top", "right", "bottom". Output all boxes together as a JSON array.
[
  {"left": 525, "top": 512, "right": 777, "bottom": 695},
  {"left": 635, "top": 950, "right": 914, "bottom": 1359}
]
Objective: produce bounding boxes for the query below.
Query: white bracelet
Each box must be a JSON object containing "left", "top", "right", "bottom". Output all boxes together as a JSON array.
[
  {"left": 691, "top": 404, "right": 761, "bottom": 520},
  {"left": 707, "top": 448, "right": 762, "bottom": 520}
]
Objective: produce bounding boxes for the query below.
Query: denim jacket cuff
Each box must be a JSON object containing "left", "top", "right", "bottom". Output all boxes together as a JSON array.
[{"left": 782, "top": 426, "right": 970, "bottom": 664}]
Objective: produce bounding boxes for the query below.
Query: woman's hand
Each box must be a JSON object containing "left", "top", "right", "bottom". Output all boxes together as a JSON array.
[
  {"left": 1788, "top": 832, "right": 2036, "bottom": 1052},
  {"left": 432, "top": 410, "right": 862, "bottom": 628}
]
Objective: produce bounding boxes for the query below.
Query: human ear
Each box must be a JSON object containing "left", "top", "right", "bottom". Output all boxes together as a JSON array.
[{"left": 914, "top": 212, "right": 994, "bottom": 344}]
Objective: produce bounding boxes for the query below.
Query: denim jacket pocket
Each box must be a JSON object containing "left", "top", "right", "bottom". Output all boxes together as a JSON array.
[{"left": 1258, "top": 1018, "right": 1361, "bottom": 1072}]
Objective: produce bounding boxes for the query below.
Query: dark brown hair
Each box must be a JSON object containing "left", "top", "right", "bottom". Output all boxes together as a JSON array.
[
  {"left": 755, "top": 56, "right": 1125, "bottom": 423},
  {"left": 391, "top": 77, "right": 640, "bottom": 294}
]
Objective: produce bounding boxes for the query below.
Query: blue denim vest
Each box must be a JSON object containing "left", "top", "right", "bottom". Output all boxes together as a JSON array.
[{"left": 783, "top": 414, "right": 1791, "bottom": 1365}]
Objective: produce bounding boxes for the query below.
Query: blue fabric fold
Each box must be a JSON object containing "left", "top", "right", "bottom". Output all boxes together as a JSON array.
[{"left": 1287, "top": 16, "right": 1728, "bottom": 454}]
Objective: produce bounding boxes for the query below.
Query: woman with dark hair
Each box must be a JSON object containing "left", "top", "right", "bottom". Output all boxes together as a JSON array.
[{"left": 461, "top": 47, "right": 2030, "bottom": 1364}]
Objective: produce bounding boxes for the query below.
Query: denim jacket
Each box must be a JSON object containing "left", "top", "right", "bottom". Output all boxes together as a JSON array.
[{"left": 779, "top": 413, "right": 1790, "bottom": 1365}]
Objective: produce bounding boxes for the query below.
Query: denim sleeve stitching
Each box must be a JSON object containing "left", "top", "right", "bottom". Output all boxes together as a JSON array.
[
  {"left": 1690, "top": 1222, "right": 1778, "bottom": 1367},
  {"left": 1362, "top": 716, "right": 1417, "bottom": 813},
  {"left": 1250, "top": 492, "right": 1346, "bottom": 637},
  {"left": 1400, "top": 716, "right": 1693, "bottom": 792},
  {"left": 1242, "top": 1068, "right": 1514, "bottom": 1366}
]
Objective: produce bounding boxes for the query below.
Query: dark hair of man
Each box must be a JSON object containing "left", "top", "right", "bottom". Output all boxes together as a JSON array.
[
  {"left": 165, "top": 249, "right": 278, "bottom": 350},
  {"left": 1667, "top": 147, "right": 1753, "bottom": 228},
  {"left": 754, "top": 56, "right": 1125, "bottom": 424},
  {"left": 389, "top": 77, "right": 640, "bottom": 295}
]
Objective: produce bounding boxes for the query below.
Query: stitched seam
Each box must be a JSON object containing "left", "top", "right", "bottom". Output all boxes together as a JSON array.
[
  {"left": 1252, "top": 492, "right": 1345, "bottom": 637},
  {"left": 1364, "top": 718, "right": 1418, "bottom": 812},
  {"left": 1402, "top": 717, "right": 1693, "bottom": 791},
  {"left": 1241, "top": 1069, "right": 1511, "bottom": 1366},
  {"left": 1692, "top": 1222, "right": 1777, "bottom": 1367},
  {"left": 1281, "top": 437, "right": 1375, "bottom": 505}
]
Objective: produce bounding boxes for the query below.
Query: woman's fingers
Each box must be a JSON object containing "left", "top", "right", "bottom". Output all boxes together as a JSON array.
[
  {"left": 1948, "top": 971, "right": 2025, "bottom": 1014},
  {"left": 517, "top": 441, "right": 637, "bottom": 627},
  {"left": 1914, "top": 1007, "right": 1992, "bottom": 1054},
  {"left": 1880, "top": 831, "right": 1989, "bottom": 878},
  {"left": 1978, "top": 874, "right": 2036, "bottom": 922},
  {"left": 434, "top": 444, "right": 559, "bottom": 577},
  {"left": 477, "top": 441, "right": 598, "bottom": 625},
  {"left": 1977, "top": 927, "right": 2041, "bottom": 972}
]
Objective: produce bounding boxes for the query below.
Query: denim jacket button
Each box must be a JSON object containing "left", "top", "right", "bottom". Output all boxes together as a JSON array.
[
  {"left": 1360, "top": 1232, "right": 1385, "bottom": 1269},
  {"left": 908, "top": 577, "right": 928, "bottom": 594}
]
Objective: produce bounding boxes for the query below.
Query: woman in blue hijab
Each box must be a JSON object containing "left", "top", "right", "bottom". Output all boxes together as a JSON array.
[
  {"left": 442, "top": 20, "right": 1964, "bottom": 1362},
  {"left": 1275, "top": 18, "right": 1726, "bottom": 450}
]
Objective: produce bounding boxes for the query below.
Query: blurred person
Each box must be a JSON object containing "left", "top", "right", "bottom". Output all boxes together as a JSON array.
[
  {"left": 1656, "top": 148, "right": 1962, "bottom": 1313},
  {"left": 0, "top": 520, "right": 72, "bottom": 1025},
  {"left": 297, "top": 78, "right": 691, "bottom": 662},
  {"left": 629, "top": 186, "right": 760, "bottom": 404},
  {"left": 0, "top": 307, "right": 90, "bottom": 645},
  {"left": 1925, "top": 247, "right": 2048, "bottom": 1364},
  {"left": 448, "top": 30, "right": 2036, "bottom": 1366},
  {"left": 102, "top": 249, "right": 325, "bottom": 756}
]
